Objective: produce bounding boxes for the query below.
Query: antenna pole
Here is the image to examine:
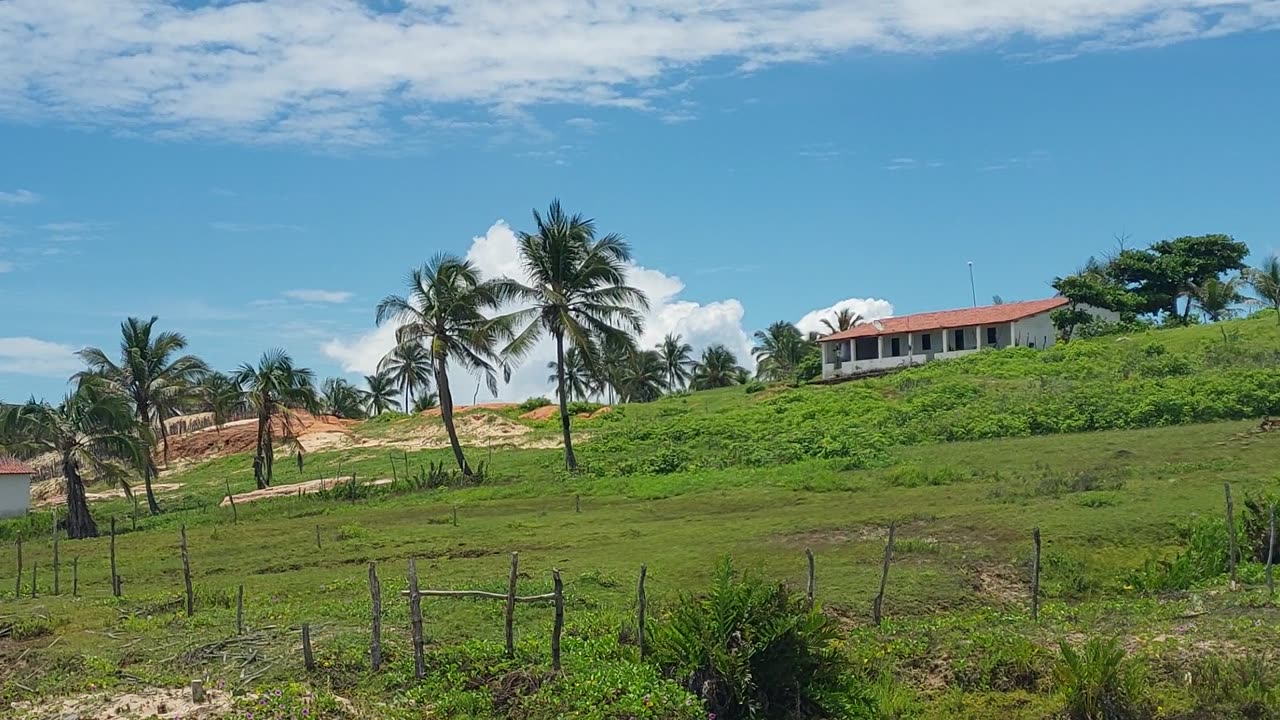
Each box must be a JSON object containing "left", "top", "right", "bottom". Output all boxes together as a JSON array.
[{"left": 968, "top": 262, "right": 977, "bottom": 307}]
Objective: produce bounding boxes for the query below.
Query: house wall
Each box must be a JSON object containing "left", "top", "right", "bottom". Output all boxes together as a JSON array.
[
  {"left": 1011, "top": 305, "right": 1120, "bottom": 349},
  {"left": 0, "top": 474, "right": 31, "bottom": 519}
]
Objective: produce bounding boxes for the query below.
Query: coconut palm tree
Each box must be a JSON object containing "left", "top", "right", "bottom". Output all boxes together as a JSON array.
[
  {"left": 199, "top": 371, "right": 244, "bottom": 434},
  {"left": 376, "top": 254, "right": 510, "bottom": 477},
  {"left": 618, "top": 349, "right": 667, "bottom": 402},
  {"left": 752, "top": 321, "right": 808, "bottom": 381},
  {"left": 1193, "top": 276, "right": 1246, "bottom": 346},
  {"left": 657, "top": 334, "right": 694, "bottom": 391},
  {"left": 363, "top": 372, "right": 399, "bottom": 415},
  {"left": 378, "top": 341, "right": 434, "bottom": 415},
  {"left": 0, "top": 379, "right": 144, "bottom": 538},
  {"left": 411, "top": 392, "right": 440, "bottom": 413},
  {"left": 545, "top": 347, "right": 591, "bottom": 402},
  {"left": 498, "top": 200, "right": 649, "bottom": 471},
  {"left": 691, "top": 344, "right": 745, "bottom": 390},
  {"left": 820, "top": 308, "right": 862, "bottom": 336},
  {"left": 233, "top": 349, "right": 317, "bottom": 489},
  {"left": 590, "top": 331, "right": 637, "bottom": 404},
  {"left": 76, "top": 316, "right": 208, "bottom": 515},
  {"left": 320, "top": 378, "right": 368, "bottom": 419},
  {"left": 1246, "top": 256, "right": 1280, "bottom": 324}
]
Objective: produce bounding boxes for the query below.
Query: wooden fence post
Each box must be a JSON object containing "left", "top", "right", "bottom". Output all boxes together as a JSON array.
[
  {"left": 14, "top": 534, "right": 21, "bottom": 599},
  {"left": 180, "top": 525, "right": 194, "bottom": 617},
  {"left": 452, "top": 505, "right": 458, "bottom": 527},
  {"left": 390, "top": 453, "right": 399, "bottom": 485},
  {"left": 552, "top": 569, "right": 564, "bottom": 673},
  {"left": 52, "top": 515, "right": 60, "bottom": 596},
  {"left": 72, "top": 557, "right": 79, "bottom": 597},
  {"left": 805, "top": 548, "right": 816, "bottom": 608},
  {"left": 369, "top": 562, "right": 383, "bottom": 671},
  {"left": 872, "top": 522, "right": 896, "bottom": 626},
  {"left": 1268, "top": 503, "right": 1277, "bottom": 598},
  {"left": 575, "top": 495, "right": 581, "bottom": 514},
  {"left": 637, "top": 564, "right": 648, "bottom": 659},
  {"left": 110, "top": 517, "right": 121, "bottom": 598},
  {"left": 302, "top": 623, "right": 315, "bottom": 671},
  {"left": 1225, "top": 483, "right": 1239, "bottom": 585},
  {"left": 30, "top": 561, "right": 36, "bottom": 598},
  {"left": 225, "top": 478, "right": 238, "bottom": 524},
  {"left": 408, "top": 558, "right": 425, "bottom": 680},
  {"left": 132, "top": 494, "right": 139, "bottom": 532},
  {"left": 237, "top": 585, "right": 245, "bottom": 634},
  {"left": 505, "top": 552, "right": 519, "bottom": 658},
  {"left": 315, "top": 525, "right": 322, "bottom": 550},
  {"left": 1031, "top": 527, "right": 1042, "bottom": 622}
]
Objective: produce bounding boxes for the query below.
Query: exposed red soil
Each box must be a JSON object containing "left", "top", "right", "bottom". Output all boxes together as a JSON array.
[
  {"left": 421, "top": 402, "right": 518, "bottom": 417},
  {"left": 164, "top": 411, "right": 358, "bottom": 463}
]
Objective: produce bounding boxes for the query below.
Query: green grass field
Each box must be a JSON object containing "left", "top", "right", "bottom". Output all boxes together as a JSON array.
[{"left": 4, "top": 316, "right": 1280, "bottom": 719}]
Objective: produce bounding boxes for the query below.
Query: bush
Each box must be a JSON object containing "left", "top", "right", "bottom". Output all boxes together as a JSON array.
[
  {"left": 1126, "top": 516, "right": 1229, "bottom": 592},
  {"left": 567, "top": 400, "right": 603, "bottom": 415},
  {"left": 1242, "top": 493, "right": 1279, "bottom": 564},
  {"left": 1189, "top": 655, "right": 1280, "bottom": 718},
  {"left": 650, "top": 558, "right": 876, "bottom": 719},
  {"left": 1054, "top": 638, "right": 1152, "bottom": 720},
  {"left": 519, "top": 396, "right": 553, "bottom": 412},
  {"left": 743, "top": 380, "right": 767, "bottom": 395}
]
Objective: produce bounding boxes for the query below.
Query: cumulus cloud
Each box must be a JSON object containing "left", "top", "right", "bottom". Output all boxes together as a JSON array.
[
  {"left": 322, "top": 220, "right": 757, "bottom": 401},
  {"left": 284, "top": 289, "right": 354, "bottom": 304},
  {"left": 0, "top": 337, "right": 81, "bottom": 376},
  {"left": 0, "top": 189, "right": 40, "bottom": 205},
  {"left": 1, "top": 1, "right": 1275, "bottom": 145},
  {"left": 796, "top": 298, "right": 895, "bottom": 337}
]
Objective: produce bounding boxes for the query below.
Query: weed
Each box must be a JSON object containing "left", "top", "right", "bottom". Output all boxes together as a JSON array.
[
  {"left": 1054, "top": 638, "right": 1152, "bottom": 720},
  {"left": 1188, "top": 655, "right": 1280, "bottom": 719}
]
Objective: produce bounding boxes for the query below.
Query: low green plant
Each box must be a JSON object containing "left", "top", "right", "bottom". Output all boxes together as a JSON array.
[
  {"left": 519, "top": 396, "right": 553, "bottom": 412},
  {"left": 1054, "top": 638, "right": 1152, "bottom": 720},
  {"left": 233, "top": 682, "right": 344, "bottom": 719},
  {"left": 650, "top": 558, "right": 876, "bottom": 719},
  {"left": 1189, "top": 655, "right": 1280, "bottom": 719},
  {"left": 743, "top": 380, "right": 767, "bottom": 395},
  {"left": 1126, "top": 516, "right": 1229, "bottom": 592}
]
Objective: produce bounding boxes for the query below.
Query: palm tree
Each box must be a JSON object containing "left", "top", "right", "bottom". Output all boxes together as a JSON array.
[
  {"left": 591, "top": 331, "right": 637, "bottom": 404},
  {"left": 752, "top": 321, "right": 808, "bottom": 381},
  {"left": 498, "top": 200, "right": 649, "bottom": 471},
  {"left": 657, "top": 333, "right": 694, "bottom": 391},
  {"left": 411, "top": 392, "right": 440, "bottom": 413},
  {"left": 820, "top": 308, "right": 862, "bottom": 336},
  {"left": 77, "top": 316, "right": 207, "bottom": 515},
  {"left": 1192, "top": 276, "right": 1245, "bottom": 346},
  {"left": 363, "top": 372, "right": 399, "bottom": 415},
  {"left": 199, "top": 371, "right": 244, "bottom": 434},
  {"left": 376, "top": 254, "right": 510, "bottom": 476},
  {"left": 0, "top": 379, "right": 144, "bottom": 538},
  {"left": 691, "top": 344, "right": 745, "bottom": 390},
  {"left": 320, "top": 378, "right": 368, "bottom": 419},
  {"left": 618, "top": 349, "right": 667, "bottom": 402},
  {"left": 1246, "top": 256, "right": 1280, "bottom": 324},
  {"left": 546, "top": 347, "right": 591, "bottom": 402},
  {"left": 233, "top": 350, "right": 317, "bottom": 489},
  {"left": 378, "top": 341, "right": 434, "bottom": 415}
]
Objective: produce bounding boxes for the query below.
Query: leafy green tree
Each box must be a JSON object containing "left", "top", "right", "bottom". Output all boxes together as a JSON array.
[
  {"left": 691, "top": 344, "right": 745, "bottom": 390},
  {"left": 378, "top": 341, "right": 433, "bottom": 415},
  {"left": 320, "top": 378, "right": 368, "bottom": 419},
  {"left": 820, "top": 308, "right": 862, "bottom": 335},
  {"left": 77, "top": 316, "right": 208, "bottom": 515},
  {"left": 198, "top": 371, "right": 244, "bottom": 434},
  {"left": 233, "top": 349, "right": 318, "bottom": 489},
  {"left": 376, "top": 254, "right": 510, "bottom": 476},
  {"left": 363, "top": 372, "right": 399, "bottom": 415},
  {"left": 618, "top": 349, "right": 667, "bottom": 402},
  {"left": 752, "top": 321, "right": 809, "bottom": 381},
  {"left": 657, "top": 333, "right": 694, "bottom": 391},
  {"left": 1107, "top": 234, "right": 1248, "bottom": 321},
  {"left": 1246, "top": 256, "right": 1280, "bottom": 324},
  {"left": 546, "top": 347, "right": 591, "bottom": 402},
  {"left": 498, "top": 200, "right": 649, "bottom": 471},
  {"left": 1, "top": 379, "right": 144, "bottom": 538}
]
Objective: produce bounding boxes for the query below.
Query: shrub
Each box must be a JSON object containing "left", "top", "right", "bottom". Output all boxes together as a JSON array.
[
  {"left": 1189, "top": 655, "right": 1280, "bottom": 719},
  {"left": 519, "top": 396, "right": 553, "bottom": 412},
  {"left": 567, "top": 400, "right": 603, "bottom": 415},
  {"left": 1242, "top": 493, "right": 1279, "bottom": 564},
  {"left": 743, "top": 380, "right": 767, "bottom": 395},
  {"left": 1054, "top": 638, "right": 1152, "bottom": 720},
  {"left": 234, "top": 683, "right": 343, "bottom": 719},
  {"left": 650, "top": 558, "right": 876, "bottom": 719}
]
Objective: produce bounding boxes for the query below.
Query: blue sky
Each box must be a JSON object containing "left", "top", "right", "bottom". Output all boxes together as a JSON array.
[{"left": 2, "top": 1, "right": 1278, "bottom": 402}]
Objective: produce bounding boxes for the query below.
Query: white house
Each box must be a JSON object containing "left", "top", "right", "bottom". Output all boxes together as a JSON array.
[
  {"left": 818, "top": 297, "right": 1118, "bottom": 381},
  {"left": 0, "top": 457, "right": 33, "bottom": 519}
]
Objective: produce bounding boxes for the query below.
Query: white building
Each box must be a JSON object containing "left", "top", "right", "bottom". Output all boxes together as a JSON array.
[
  {"left": 0, "top": 457, "right": 33, "bottom": 519},
  {"left": 818, "top": 297, "right": 1118, "bottom": 381}
]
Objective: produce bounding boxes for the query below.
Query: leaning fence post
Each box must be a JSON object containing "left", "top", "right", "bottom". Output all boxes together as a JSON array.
[
  {"left": 452, "top": 505, "right": 458, "bottom": 527},
  {"left": 1268, "top": 503, "right": 1277, "bottom": 598},
  {"left": 552, "top": 568, "right": 564, "bottom": 673},
  {"left": 1031, "top": 527, "right": 1042, "bottom": 622},
  {"left": 637, "top": 564, "right": 648, "bottom": 659},
  {"left": 315, "top": 525, "right": 322, "bottom": 550},
  {"left": 225, "top": 478, "right": 238, "bottom": 524},
  {"left": 575, "top": 494, "right": 581, "bottom": 514},
  {"left": 72, "top": 557, "right": 79, "bottom": 597},
  {"left": 110, "top": 518, "right": 121, "bottom": 597},
  {"left": 505, "top": 552, "right": 519, "bottom": 658},
  {"left": 14, "top": 534, "right": 21, "bottom": 599},
  {"left": 408, "top": 558, "right": 425, "bottom": 680},
  {"left": 1225, "top": 483, "right": 1239, "bottom": 585},
  {"left": 52, "top": 514, "right": 60, "bottom": 596},
  {"left": 369, "top": 562, "right": 383, "bottom": 671},
  {"left": 302, "top": 623, "right": 315, "bottom": 671},
  {"left": 805, "top": 548, "right": 816, "bottom": 608},
  {"left": 180, "top": 525, "right": 194, "bottom": 617},
  {"left": 872, "top": 522, "right": 897, "bottom": 626},
  {"left": 236, "top": 584, "right": 245, "bottom": 634}
]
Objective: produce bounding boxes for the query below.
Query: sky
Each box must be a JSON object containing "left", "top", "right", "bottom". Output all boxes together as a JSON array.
[{"left": 1, "top": 0, "right": 1279, "bottom": 404}]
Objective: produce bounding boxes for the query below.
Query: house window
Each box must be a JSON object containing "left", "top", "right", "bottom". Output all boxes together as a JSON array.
[
  {"left": 854, "top": 337, "right": 879, "bottom": 361},
  {"left": 921, "top": 333, "right": 932, "bottom": 351},
  {"left": 890, "top": 337, "right": 901, "bottom": 357},
  {"left": 953, "top": 329, "right": 965, "bottom": 351},
  {"left": 987, "top": 327, "right": 998, "bottom": 346}
]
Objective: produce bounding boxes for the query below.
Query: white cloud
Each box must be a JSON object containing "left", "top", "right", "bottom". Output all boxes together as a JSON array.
[
  {"left": 0, "top": 189, "right": 40, "bottom": 205},
  {"left": 796, "top": 298, "right": 895, "bottom": 337},
  {"left": 284, "top": 289, "right": 354, "bottom": 304},
  {"left": 323, "top": 220, "right": 757, "bottom": 401},
  {"left": 2, "top": 1, "right": 1274, "bottom": 146},
  {"left": 211, "top": 221, "right": 305, "bottom": 233},
  {"left": 0, "top": 337, "right": 81, "bottom": 376}
]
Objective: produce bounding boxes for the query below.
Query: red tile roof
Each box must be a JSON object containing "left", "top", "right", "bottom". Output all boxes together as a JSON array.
[
  {"left": 0, "top": 456, "right": 33, "bottom": 475},
  {"left": 820, "top": 297, "right": 1068, "bottom": 341}
]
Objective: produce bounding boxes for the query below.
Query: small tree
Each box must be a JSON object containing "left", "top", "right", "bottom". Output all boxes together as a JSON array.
[
  {"left": 1246, "top": 256, "right": 1280, "bottom": 324},
  {"left": 233, "top": 350, "right": 317, "bottom": 488}
]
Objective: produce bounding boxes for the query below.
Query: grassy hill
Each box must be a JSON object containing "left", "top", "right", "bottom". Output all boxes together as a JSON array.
[{"left": 4, "top": 316, "right": 1280, "bottom": 719}]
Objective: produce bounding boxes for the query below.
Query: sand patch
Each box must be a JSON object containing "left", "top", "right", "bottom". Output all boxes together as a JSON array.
[
  {"left": 520, "top": 405, "right": 559, "bottom": 420},
  {"left": 969, "top": 563, "right": 1027, "bottom": 605},
  {"left": 33, "top": 482, "right": 183, "bottom": 509},
  {"left": 11, "top": 687, "right": 234, "bottom": 719},
  {"left": 421, "top": 402, "right": 517, "bottom": 417},
  {"left": 219, "top": 477, "right": 394, "bottom": 507}
]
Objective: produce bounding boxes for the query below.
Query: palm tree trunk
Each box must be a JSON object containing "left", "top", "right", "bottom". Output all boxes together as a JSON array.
[
  {"left": 63, "top": 455, "right": 98, "bottom": 539},
  {"left": 254, "top": 408, "right": 269, "bottom": 489},
  {"left": 555, "top": 332, "right": 578, "bottom": 472},
  {"left": 264, "top": 420, "right": 274, "bottom": 486},
  {"left": 405, "top": 387, "right": 411, "bottom": 415},
  {"left": 136, "top": 401, "right": 162, "bottom": 515},
  {"left": 158, "top": 408, "right": 172, "bottom": 466},
  {"left": 435, "top": 362, "right": 472, "bottom": 476}
]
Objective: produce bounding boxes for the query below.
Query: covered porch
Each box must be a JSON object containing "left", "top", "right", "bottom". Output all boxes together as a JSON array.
[{"left": 821, "top": 322, "right": 1014, "bottom": 379}]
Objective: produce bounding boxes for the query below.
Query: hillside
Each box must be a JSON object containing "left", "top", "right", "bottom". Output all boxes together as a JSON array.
[{"left": 4, "top": 315, "right": 1280, "bottom": 719}]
